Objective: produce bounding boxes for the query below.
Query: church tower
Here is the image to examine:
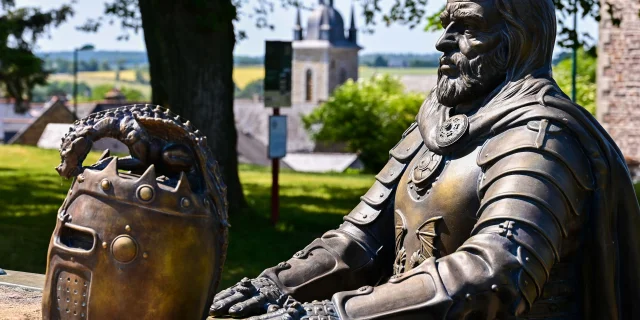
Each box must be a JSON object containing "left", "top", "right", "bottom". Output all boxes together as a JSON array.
[{"left": 292, "top": 1, "right": 362, "bottom": 105}]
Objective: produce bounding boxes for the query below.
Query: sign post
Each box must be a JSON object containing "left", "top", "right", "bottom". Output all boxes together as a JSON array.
[{"left": 265, "top": 41, "right": 292, "bottom": 225}]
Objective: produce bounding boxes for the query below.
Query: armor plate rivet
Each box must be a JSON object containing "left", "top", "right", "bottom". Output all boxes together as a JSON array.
[
  {"left": 525, "top": 257, "right": 530, "bottom": 261},
  {"left": 100, "top": 179, "right": 111, "bottom": 190},
  {"left": 137, "top": 185, "right": 154, "bottom": 201},
  {"left": 102, "top": 242, "right": 107, "bottom": 248},
  {"left": 77, "top": 175, "right": 85, "bottom": 183},
  {"left": 143, "top": 252, "right": 149, "bottom": 259},
  {"left": 70, "top": 257, "right": 74, "bottom": 261},
  {"left": 491, "top": 284, "right": 499, "bottom": 292},
  {"left": 111, "top": 235, "right": 138, "bottom": 263},
  {"left": 362, "top": 214, "right": 367, "bottom": 219},
  {"left": 465, "top": 293, "right": 472, "bottom": 300},
  {"left": 181, "top": 197, "right": 191, "bottom": 208},
  {"left": 125, "top": 225, "right": 131, "bottom": 232},
  {"left": 379, "top": 193, "right": 385, "bottom": 198}
]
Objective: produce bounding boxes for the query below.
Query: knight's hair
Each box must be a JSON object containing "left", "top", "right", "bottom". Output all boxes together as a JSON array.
[{"left": 495, "top": 0, "right": 557, "bottom": 81}]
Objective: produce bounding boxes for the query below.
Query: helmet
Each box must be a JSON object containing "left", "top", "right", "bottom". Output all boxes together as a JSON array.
[{"left": 42, "top": 105, "right": 228, "bottom": 319}]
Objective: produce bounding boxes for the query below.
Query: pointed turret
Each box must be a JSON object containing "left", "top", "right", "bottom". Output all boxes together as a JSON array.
[
  {"left": 348, "top": 4, "right": 357, "bottom": 43},
  {"left": 319, "top": 1, "right": 331, "bottom": 40},
  {"left": 294, "top": 6, "right": 303, "bottom": 41}
]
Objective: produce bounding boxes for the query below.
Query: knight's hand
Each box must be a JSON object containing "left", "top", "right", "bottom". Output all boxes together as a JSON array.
[
  {"left": 209, "top": 277, "right": 285, "bottom": 318},
  {"left": 247, "top": 297, "right": 340, "bottom": 320}
]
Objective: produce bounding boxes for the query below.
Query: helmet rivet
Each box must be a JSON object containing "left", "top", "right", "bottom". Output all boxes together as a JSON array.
[
  {"left": 181, "top": 197, "right": 191, "bottom": 208},
  {"left": 100, "top": 179, "right": 111, "bottom": 191},
  {"left": 111, "top": 235, "right": 138, "bottom": 263},
  {"left": 102, "top": 242, "right": 107, "bottom": 249},
  {"left": 125, "top": 225, "right": 131, "bottom": 232},
  {"left": 137, "top": 185, "right": 154, "bottom": 201}
]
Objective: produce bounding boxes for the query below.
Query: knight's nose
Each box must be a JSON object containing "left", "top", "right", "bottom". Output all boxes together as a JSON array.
[{"left": 435, "top": 24, "right": 458, "bottom": 53}]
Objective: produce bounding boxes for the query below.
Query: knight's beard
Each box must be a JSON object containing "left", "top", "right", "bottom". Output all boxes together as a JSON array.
[{"left": 436, "top": 44, "right": 507, "bottom": 108}]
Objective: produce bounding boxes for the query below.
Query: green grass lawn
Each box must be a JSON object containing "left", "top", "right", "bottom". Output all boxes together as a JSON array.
[{"left": 0, "top": 145, "right": 373, "bottom": 288}]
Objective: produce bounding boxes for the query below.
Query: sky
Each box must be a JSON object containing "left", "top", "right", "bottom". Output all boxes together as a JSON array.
[{"left": 16, "top": 0, "right": 599, "bottom": 56}]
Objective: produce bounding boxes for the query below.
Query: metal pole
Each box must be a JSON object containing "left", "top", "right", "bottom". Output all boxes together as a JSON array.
[
  {"left": 571, "top": 0, "right": 578, "bottom": 102},
  {"left": 271, "top": 107, "right": 281, "bottom": 226},
  {"left": 73, "top": 49, "right": 78, "bottom": 119}
]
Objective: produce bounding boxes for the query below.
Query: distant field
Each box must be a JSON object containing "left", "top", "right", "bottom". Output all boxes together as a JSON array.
[
  {"left": 49, "top": 73, "right": 152, "bottom": 98},
  {"left": 359, "top": 66, "right": 438, "bottom": 78},
  {"left": 48, "top": 66, "right": 437, "bottom": 96},
  {"left": 234, "top": 65, "right": 264, "bottom": 89}
]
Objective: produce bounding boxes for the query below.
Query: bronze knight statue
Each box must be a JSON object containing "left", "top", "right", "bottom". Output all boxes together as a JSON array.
[
  {"left": 211, "top": 0, "right": 640, "bottom": 319},
  {"left": 43, "top": 105, "right": 229, "bottom": 319}
]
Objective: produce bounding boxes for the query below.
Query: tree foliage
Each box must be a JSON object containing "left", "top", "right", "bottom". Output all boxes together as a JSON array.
[
  {"left": 303, "top": 75, "right": 425, "bottom": 172},
  {"left": 360, "top": 0, "right": 622, "bottom": 50},
  {"left": 0, "top": 0, "right": 73, "bottom": 112},
  {"left": 553, "top": 48, "right": 597, "bottom": 115}
]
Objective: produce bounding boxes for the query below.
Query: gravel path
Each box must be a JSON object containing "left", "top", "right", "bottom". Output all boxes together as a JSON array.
[{"left": 0, "top": 285, "right": 42, "bottom": 320}]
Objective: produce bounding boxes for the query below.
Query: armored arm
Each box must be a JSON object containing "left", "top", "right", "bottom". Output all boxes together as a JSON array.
[
  {"left": 211, "top": 124, "right": 424, "bottom": 317},
  {"left": 331, "top": 120, "right": 593, "bottom": 319},
  {"left": 260, "top": 124, "right": 425, "bottom": 302}
]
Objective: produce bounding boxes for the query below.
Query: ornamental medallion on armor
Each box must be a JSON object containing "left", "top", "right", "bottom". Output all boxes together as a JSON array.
[{"left": 436, "top": 114, "right": 469, "bottom": 147}]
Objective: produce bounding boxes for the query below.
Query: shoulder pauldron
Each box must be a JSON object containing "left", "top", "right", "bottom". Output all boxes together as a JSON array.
[
  {"left": 478, "top": 119, "right": 594, "bottom": 191},
  {"left": 345, "top": 123, "right": 423, "bottom": 225}
]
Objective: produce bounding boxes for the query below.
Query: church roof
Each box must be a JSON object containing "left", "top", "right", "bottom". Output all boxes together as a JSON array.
[{"left": 301, "top": 1, "right": 359, "bottom": 48}]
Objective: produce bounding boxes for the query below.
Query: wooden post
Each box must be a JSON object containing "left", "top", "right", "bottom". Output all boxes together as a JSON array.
[{"left": 271, "top": 107, "right": 281, "bottom": 226}]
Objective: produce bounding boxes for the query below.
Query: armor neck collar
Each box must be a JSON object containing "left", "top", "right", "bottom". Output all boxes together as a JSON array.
[{"left": 417, "top": 76, "right": 561, "bottom": 154}]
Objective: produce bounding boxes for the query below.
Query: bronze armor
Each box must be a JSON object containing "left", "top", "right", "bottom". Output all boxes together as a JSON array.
[{"left": 260, "top": 119, "right": 592, "bottom": 319}]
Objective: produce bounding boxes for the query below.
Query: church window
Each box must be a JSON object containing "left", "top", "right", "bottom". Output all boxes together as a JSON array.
[
  {"left": 305, "top": 69, "right": 313, "bottom": 102},
  {"left": 340, "top": 68, "right": 348, "bottom": 84}
]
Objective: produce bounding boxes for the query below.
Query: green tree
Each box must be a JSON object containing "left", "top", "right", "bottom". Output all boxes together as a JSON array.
[
  {"left": 373, "top": 55, "right": 388, "bottom": 67},
  {"left": 303, "top": 75, "right": 425, "bottom": 172},
  {"left": 0, "top": 1, "right": 73, "bottom": 112},
  {"left": 235, "top": 78, "right": 263, "bottom": 99},
  {"left": 553, "top": 48, "right": 597, "bottom": 115},
  {"left": 91, "top": 84, "right": 146, "bottom": 102}
]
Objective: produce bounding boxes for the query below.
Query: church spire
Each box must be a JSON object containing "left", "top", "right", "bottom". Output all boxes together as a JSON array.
[
  {"left": 294, "top": 6, "right": 303, "bottom": 41},
  {"left": 348, "top": 4, "right": 357, "bottom": 43},
  {"left": 320, "top": 1, "right": 331, "bottom": 40}
]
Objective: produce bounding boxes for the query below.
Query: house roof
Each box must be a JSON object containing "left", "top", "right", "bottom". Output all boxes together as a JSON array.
[
  {"left": 7, "top": 97, "right": 74, "bottom": 144},
  {"left": 282, "top": 153, "right": 360, "bottom": 173}
]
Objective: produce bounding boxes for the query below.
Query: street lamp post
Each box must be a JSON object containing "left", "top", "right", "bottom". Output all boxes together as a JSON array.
[{"left": 73, "top": 44, "right": 95, "bottom": 119}]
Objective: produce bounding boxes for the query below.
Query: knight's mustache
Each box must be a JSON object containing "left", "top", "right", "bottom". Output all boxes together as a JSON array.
[{"left": 440, "top": 53, "right": 468, "bottom": 67}]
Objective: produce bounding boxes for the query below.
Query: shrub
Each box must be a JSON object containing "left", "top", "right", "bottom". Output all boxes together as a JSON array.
[{"left": 303, "top": 74, "right": 425, "bottom": 172}]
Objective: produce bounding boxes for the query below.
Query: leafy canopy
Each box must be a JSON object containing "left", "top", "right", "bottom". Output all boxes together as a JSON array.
[
  {"left": 0, "top": 0, "right": 73, "bottom": 112},
  {"left": 303, "top": 75, "right": 425, "bottom": 172},
  {"left": 553, "top": 48, "right": 597, "bottom": 115}
]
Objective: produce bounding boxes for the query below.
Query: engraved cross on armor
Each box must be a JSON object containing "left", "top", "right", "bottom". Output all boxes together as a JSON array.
[{"left": 498, "top": 220, "right": 516, "bottom": 239}]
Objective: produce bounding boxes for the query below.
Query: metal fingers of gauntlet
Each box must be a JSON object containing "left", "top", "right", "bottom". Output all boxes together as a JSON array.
[{"left": 210, "top": 277, "right": 286, "bottom": 317}]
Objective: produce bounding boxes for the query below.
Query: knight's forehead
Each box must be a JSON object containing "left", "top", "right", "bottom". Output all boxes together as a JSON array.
[
  {"left": 443, "top": 0, "right": 498, "bottom": 20},
  {"left": 445, "top": 0, "right": 493, "bottom": 8}
]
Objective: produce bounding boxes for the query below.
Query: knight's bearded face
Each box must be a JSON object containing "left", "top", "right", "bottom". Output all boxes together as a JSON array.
[{"left": 435, "top": 0, "right": 507, "bottom": 108}]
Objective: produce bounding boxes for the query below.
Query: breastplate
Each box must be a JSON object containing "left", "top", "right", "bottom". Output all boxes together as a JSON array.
[{"left": 393, "top": 143, "right": 483, "bottom": 274}]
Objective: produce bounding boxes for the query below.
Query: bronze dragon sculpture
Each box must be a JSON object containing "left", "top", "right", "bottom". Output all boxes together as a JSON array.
[
  {"left": 47, "top": 104, "right": 230, "bottom": 318},
  {"left": 55, "top": 103, "right": 229, "bottom": 283}
]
